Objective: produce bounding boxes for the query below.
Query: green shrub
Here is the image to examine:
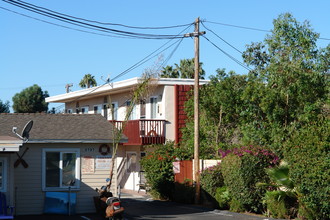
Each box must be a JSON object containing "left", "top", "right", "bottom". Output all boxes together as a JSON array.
[
  {"left": 200, "top": 162, "right": 224, "bottom": 197},
  {"left": 283, "top": 120, "right": 330, "bottom": 219},
  {"left": 140, "top": 142, "right": 176, "bottom": 200},
  {"left": 257, "top": 161, "right": 298, "bottom": 219},
  {"left": 263, "top": 190, "right": 298, "bottom": 219},
  {"left": 215, "top": 186, "right": 230, "bottom": 210},
  {"left": 220, "top": 146, "right": 279, "bottom": 213}
]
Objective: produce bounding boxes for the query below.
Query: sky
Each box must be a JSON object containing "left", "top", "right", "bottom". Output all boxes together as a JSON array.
[{"left": 1, "top": 0, "right": 330, "bottom": 112}]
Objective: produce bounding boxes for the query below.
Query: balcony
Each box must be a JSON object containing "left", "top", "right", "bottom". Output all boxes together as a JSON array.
[{"left": 110, "top": 119, "right": 166, "bottom": 145}]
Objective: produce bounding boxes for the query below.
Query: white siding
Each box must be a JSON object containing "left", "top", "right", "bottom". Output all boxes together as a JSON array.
[{"left": 14, "top": 143, "right": 119, "bottom": 215}]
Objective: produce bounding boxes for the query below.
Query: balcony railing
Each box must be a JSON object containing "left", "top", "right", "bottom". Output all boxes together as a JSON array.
[{"left": 109, "top": 119, "right": 166, "bottom": 145}]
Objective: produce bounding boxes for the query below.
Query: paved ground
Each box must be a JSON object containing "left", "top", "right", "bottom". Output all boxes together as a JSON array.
[{"left": 15, "top": 190, "right": 277, "bottom": 220}]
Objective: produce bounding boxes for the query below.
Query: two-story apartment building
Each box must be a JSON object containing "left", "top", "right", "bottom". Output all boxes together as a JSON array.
[{"left": 46, "top": 77, "right": 209, "bottom": 192}]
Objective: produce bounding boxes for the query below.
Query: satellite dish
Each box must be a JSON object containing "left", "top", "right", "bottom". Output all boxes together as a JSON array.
[
  {"left": 12, "top": 120, "right": 33, "bottom": 142},
  {"left": 22, "top": 120, "right": 33, "bottom": 141}
]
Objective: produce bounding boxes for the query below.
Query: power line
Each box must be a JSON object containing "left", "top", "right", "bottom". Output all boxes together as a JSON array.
[
  {"left": 111, "top": 38, "right": 187, "bottom": 82},
  {"left": 201, "top": 21, "right": 243, "bottom": 54},
  {"left": 0, "top": 6, "right": 139, "bottom": 39},
  {"left": 53, "top": 25, "right": 191, "bottom": 112},
  {"left": 202, "top": 35, "right": 252, "bottom": 72},
  {"left": 2, "top": 0, "right": 187, "bottom": 39},
  {"left": 11, "top": 0, "right": 194, "bottom": 30},
  {"left": 110, "top": 23, "right": 193, "bottom": 81},
  {"left": 158, "top": 38, "right": 184, "bottom": 72},
  {"left": 204, "top": 20, "right": 270, "bottom": 33},
  {"left": 204, "top": 19, "right": 330, "bottom": 41}
]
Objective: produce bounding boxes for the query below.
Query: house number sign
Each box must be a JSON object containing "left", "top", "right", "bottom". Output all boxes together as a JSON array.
[{"left": 84, "top": 147, "right": 95, "bottom": 152}]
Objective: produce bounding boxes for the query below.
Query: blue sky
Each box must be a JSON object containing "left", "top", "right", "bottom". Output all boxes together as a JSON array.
[{"left": 1, "top": 0, "right": 329, "bottom": 112}]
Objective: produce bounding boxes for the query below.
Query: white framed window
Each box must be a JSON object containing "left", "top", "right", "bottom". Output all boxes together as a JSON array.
[
  {"left": 103, "top": 104, "right": 108, "bottom": 119},
  {"left": 150, "top": 97, "right": 157, "bottom": 119},
  {"left": 111, "top": 102, "right": 118, "bottom": 120},
  {"left": 81, "top": 106, "right": 89, "bottom": 114},
  {"left": 0, "top": 158, "right": 7, "bottom": 192},
  {"left": 42, "top": 148, "right": 80, "bottom": 191},
  {"left": 126, "top": 101, "right": 137, "bottom": 120},
  {"left": 140, "top": 99, "right": 146, "bottom": 119},
  {"left": 93, "top": 105, "right": 102, "bottom": 114}
]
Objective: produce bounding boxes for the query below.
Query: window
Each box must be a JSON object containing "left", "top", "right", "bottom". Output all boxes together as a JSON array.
[
  {"left": 103, "top": 104, "right": 108, "bottom": 119},
  {"left": 0, "top": 158, "right": 7, "bottom": 192},
  {"left": 42, "top": 149, "right": 80, "bottom": 190},
  {"left": 140, "top": 100, "right": 146, "bottom": 119},
  {"left": 110, "top": 102, "right": 118, "bottom": 120},
  {"left": 94, "top": 105, "right": 102, "bottom": 114},
  {"left": 67, "top": 109, "right": 73, "bottom": 114},
  {"left": 126, "top": 101, "right": 136, "bottom": 120},
  {"left": 81, "top": 106, "right": 89, "bottom": 114},
  {"left": 150, "top": 97, "right": 157, "bottom": 119}
]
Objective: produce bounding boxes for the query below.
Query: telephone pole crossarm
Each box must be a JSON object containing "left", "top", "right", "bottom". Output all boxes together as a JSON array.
[{"left": 183, "top": 31, "right": 206, "bottom": 38}]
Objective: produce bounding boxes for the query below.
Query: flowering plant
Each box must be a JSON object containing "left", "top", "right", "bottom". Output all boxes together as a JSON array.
[{"left": 219, "top": 145, "right": 279, "bottom": 167}]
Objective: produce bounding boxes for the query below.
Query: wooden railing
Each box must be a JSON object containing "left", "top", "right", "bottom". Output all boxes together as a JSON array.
[{"left": 109, "top": 119, "right": 166, "bottom": 145}]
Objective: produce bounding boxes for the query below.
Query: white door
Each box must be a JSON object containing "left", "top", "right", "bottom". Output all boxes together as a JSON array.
[{"left": 124, "top": 152, "right": 138, "bottom": 191}]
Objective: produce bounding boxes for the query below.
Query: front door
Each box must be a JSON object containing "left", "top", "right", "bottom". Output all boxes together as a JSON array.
[{"left": 125, "top": 152, "right": 138, "bottom": 191}]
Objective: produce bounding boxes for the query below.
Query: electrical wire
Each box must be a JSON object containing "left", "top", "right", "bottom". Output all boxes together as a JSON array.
[
  {"left": 158, "top": 37, "right": 184, "bottom": 72},
  {"left": 52, "top": 25, "right": 191, "bottom": 113},
  {"left": 2, "top": 0, "right": 187, "bottom": 39},
  {"left": 11, "top": 0, "right": 194, "bottom": 30},
  {"left": 0, "top": 6, "right": 139, "bottom": 39},
  {"left": 204, "top": 19, "right": 330, "bottom": 41},
  {"left": 201, "top": 21, "right": 243, "bottom": 54},
  {"left": 204, "top": 20, "right": 271, "bottom": 33},
  {"left": 111, "top": 38, "right": 186, "bottom": 82},
  {"left": 202, "top": 35, "right": 252, "bottom": 72},
  {"left": 110, "top": 23, "right": 193, "bottom": 81}
]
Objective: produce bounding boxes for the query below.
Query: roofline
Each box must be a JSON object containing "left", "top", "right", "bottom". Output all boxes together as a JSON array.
[
  {"left": 0, "top": 139, "right": 23, "bottom": 144},
  {"left": 27, "top": 139, "right": 128, "bottom": 144},
  {"left": 46, "top": 77, "right": 210, "bottom": 103}
]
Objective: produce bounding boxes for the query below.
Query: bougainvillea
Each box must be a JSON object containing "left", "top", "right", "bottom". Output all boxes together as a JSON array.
[{"left": 219, "top": 145, "right": 279, "bottom": 167}]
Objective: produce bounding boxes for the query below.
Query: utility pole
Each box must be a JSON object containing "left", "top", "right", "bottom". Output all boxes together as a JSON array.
[{"left": 185, "top": 17, "right": 205, "bottom": 204}]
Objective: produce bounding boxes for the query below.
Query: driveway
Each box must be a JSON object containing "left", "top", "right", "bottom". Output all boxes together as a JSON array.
[
  {"left": 122, "top": 196, "right": 277, "bottom": 220},
  {"left": 15, "top": 190, "right": 279, "bottom": 220}
]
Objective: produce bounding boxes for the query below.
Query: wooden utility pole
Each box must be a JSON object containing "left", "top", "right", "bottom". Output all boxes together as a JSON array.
[
  {"left": 193, "top": 17, "right": 201, "bottom": 204},
  {"left": 184, "top": 17, "right": 205, "bottom": 204}
]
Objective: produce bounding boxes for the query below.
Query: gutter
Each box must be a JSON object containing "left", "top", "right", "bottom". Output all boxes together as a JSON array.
[{"left": 27, "top": 139, "right": 128, "bottom": 144}]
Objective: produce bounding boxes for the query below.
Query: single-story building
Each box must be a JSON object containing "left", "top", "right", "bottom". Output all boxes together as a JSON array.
[{"left": 0, "top": 113, "right": 126, "bottom": 215}]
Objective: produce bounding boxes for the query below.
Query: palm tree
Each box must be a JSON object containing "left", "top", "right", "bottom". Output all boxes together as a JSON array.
[
  {"left": 79, "top": 74, "right": 97, "bottom": 88},
  {"left": 160, "top": 58, "right": 205, "bottom": 79},
  {"left": 177, "top": 58, "right": 205, "bottom": 79},
  {"left": 160, "top": 66, "right": 179, "bottom": 78}
]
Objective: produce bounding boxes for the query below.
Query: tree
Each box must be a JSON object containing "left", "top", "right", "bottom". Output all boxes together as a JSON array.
[
  {"left": 181, "top": 69, "right": 247, "bottom": 158},
  {"left": 245, "top": 13, "right": 328, "bottom": 123},
  {"left": 0, "top": 99, "right": 10, "bottom": 113},
  {"left": 160, "top": 58, "right": 205, "bottom": 79},
  {"left": 160, "top": 66, "right": 179, "bottom": 78},
  {"left": 12, "top": 84, "right": 49, "bottom": 113},
  {"left": 241, "top": 13, "right": 329, "bottom": 151},
  {"left": 79, "top": 73, "right": 97, "bottom": 88}
]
